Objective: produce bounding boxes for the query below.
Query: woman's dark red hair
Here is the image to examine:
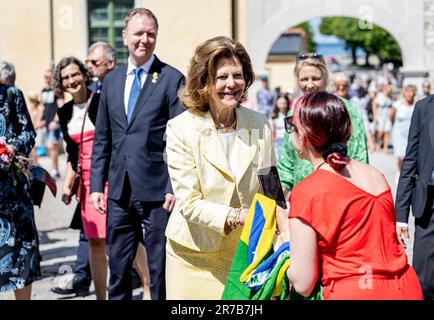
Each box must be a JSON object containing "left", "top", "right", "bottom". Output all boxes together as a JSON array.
[{"left": 293, "top": 91, "right": 352, "bottom": 170}]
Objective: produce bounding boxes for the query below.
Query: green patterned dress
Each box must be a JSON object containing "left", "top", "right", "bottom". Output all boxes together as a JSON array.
[{"left": 277, "top": 97, "right": 369, "bottom": 192}]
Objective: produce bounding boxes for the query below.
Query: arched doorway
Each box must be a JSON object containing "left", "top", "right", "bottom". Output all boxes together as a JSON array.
[{"left": 246, "top": 0, "right": 427, "bottom": 89}]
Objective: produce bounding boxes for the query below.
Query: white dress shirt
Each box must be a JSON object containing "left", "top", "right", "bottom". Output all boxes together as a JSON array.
[{"left": 123, "top": 55, "right": 156, "bottom": 116}]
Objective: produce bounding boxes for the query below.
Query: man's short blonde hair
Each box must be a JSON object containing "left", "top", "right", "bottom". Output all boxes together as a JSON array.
[{"left": 123, "top": 8, "right": 158, "bottom": 30}]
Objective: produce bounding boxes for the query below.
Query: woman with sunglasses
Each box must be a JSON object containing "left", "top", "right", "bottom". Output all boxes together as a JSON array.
[
  {"left": 277, "top": 53, "right": 368, "bottom": 196},
  {"left": 276, "top": 91, "right": 422, "bottom": 299}
]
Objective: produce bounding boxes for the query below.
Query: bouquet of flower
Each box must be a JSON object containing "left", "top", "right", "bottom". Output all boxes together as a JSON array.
[
  {"left": 0, "top": 137, "right": 32, "bottom": 185},
  {"left": 0, "top": 137, "right": 13, "bottom": 171}
]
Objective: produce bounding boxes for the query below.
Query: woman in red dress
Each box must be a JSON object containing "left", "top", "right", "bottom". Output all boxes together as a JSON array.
[
  {"left": 276, "top": 91, "right": 423, "bottom": 300},
  {"left": 54, "top": 57, "right": 108, "bottom": 300}
]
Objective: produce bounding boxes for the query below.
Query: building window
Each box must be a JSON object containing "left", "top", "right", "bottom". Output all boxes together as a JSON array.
[{"left": 88, "top": 0, "right": 134, "bottom": 64}]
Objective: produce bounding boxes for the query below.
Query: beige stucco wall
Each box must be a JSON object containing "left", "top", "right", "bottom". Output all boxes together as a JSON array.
[
  {"left": 0, "top": 0, "right": 85, "bottom": 102},
  {"left": 52, "top": 0, "right": 86, "bottom": 63},
  {"left": 265, "top": 58, "right": 297, "bottom": 93},
  {"left": 0, "top": 0, "right": 52, "bottom": 98},
  {"left": 236, "top": 0, "right": 248, "bottom": 45},
  {"left": 137, "top": 0, "right": 232, "bottom": 75}
]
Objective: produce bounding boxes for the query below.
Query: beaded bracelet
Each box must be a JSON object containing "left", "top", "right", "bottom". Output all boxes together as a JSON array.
[
  {"left": 234, "top": 208, "right": 242, "bottom": 227},
  {"left": 228, "top": 208, "right": 242, "bottom": 229}
]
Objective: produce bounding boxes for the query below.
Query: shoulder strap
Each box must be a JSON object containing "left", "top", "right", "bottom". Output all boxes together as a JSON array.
[{"left": 77, "top": 92, "right": 95, "bottom": 173}]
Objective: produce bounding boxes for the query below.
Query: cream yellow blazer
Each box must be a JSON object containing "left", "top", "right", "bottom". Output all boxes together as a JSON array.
[{"left": 165, "top": 106, "right": 276, "bottom": 252}]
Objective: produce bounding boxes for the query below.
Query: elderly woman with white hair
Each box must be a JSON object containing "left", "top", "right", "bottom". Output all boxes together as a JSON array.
[
  {"left": 1, "top": 66, "right": 39, "bottom": 299},
  {"left": 0, "top": 60, "right": 16, "bottom": 85}
]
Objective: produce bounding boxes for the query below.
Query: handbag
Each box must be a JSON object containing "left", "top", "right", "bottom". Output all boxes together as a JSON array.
[
  {"left": 69, "top": 172, "right": 82, "bottom": 199},
  {"left": 67, "top": 92, "right": 95, "bottom": 202}
]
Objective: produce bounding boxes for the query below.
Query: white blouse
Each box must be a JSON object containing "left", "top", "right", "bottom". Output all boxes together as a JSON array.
[
  {"left": 218, "top": 131, "right": 238, "bottom": 179},
  {"left": 67, "top": 102, "right": 95, "bottom": 136}
]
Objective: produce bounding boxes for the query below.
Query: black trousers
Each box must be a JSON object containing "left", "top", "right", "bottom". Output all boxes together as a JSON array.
[
  {"left": 413, "top": 186, "right": 434, "bottom": 300},
  {"left": 106, "top": 174, "right": 168, "bottom": 300},
  {"left": 74, "top": 231, "right": 92, "bottom": 286}
]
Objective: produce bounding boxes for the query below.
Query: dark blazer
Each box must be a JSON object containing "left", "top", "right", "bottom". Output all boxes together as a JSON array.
[
  {"left": 396, "top": 94, "right": 434, "bottom": 222},
  {"left": 57, "top": 90, "right": 100, "bottom": 172},
  {"left": 90, "top": 56, "right": 185, "bottom": 202}
]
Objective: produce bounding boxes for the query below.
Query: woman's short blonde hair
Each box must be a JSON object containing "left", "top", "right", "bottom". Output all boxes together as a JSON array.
[
  {"left": 332, "top": 72, "right": 349, "bottom": 85},
  {"left": 293, "top": 54, "right": 329, "bottom": 88},
  {"left": 179, "top": 36, "right": 255, "bottom": 112}
]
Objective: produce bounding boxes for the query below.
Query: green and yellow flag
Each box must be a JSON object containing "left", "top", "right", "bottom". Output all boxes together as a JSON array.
[
  {"left": 222, "top": 193, "right": 323, "bottom": 300},
  {"left": 222, "top": 193, "right": 290, "bottom": 300}
]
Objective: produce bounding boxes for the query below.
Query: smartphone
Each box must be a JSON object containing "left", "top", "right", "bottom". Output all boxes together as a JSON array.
[{"left": 256, "top": 166, "right": 287, "bottom": 209}]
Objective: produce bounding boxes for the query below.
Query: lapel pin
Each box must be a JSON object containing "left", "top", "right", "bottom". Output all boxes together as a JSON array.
[
  {"left": 200, "top": 128, "right": 212, "bottom": 137},
  {"left": 152, "top": 72, "right": 159, "bottom": 83}
]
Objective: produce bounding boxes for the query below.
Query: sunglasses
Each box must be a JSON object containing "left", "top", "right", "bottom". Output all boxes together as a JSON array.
[
  {"left": 85, "top": 59, "right": 107, "bottom": 67},
  {"left": 284, "top": 116, "right": 297, "bottom": 134},
  {"left": 297, "top": 53, "right": 324, "bottom": 62}
]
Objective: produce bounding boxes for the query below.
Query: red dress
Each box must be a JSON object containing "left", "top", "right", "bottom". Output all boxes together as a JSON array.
[
  {"left": 289, "top": 169, "right": 423, "bottom": 300},
  {"left": 70, "top": 130, "right": 108, "bottom": 238}
]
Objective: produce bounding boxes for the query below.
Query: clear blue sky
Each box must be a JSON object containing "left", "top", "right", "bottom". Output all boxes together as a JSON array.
[
  {"left": 308, "top": 17, "right": 365, "bottom": 57},
  {"left": 309, "top": 17, "right": 342, "bottom": 44}
]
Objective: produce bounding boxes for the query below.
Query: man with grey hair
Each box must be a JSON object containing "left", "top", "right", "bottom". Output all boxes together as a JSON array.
[
  {"left": 86, "top": 42, "right": 116, "bottom": 93},
  {"left": 0, "top": 60, "right": 16, "bottom": 85},
  {"left": 422, "top": 79, "right": 431, "bottom": 99}
]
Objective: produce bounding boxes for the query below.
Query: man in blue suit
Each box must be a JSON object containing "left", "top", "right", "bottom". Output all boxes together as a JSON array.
[
  {"left": 396, "top": 93, "right": 434, "bottom": 299},
  {"left": 90, "top": 8, "right": 184, "bottom": 300}
]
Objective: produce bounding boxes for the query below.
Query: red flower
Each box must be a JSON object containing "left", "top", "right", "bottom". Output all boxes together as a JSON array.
[
  {"left": 0, "top": 142, "right": 11, "bottom": 157},
  {"left": 0, "top": 144, "right": 11, "bottom": 157},
  {"left": 0, "top": 142, "right": 13, "bottom": 170}
]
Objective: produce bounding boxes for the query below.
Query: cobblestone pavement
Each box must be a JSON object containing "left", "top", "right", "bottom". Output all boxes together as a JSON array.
[{"left": 0, "top": 150, "right": 414, "bottom": 300}]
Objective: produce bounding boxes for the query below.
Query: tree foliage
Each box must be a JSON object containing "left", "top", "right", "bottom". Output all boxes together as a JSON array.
[
  {"left": 319, "top": 17, "right": 401, "bottom": 65},
  {"left": 296, "top": 22, "right": 317, "bottom": 53}
]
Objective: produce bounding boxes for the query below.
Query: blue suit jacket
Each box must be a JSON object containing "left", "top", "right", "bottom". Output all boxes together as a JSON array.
[
  {"left": 90, "top": 56, "right": 185, "bottom": 202},
  {"left": 396, "top": 94, "right": 434, "bottom": 221}
]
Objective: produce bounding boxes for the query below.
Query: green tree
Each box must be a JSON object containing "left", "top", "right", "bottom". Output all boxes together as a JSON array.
[
  {"left": 319, "top": 17, "right": 401, "bottom": 66},
  {"left": 296, "top": 22, "right": 317, "bottom": 53}
]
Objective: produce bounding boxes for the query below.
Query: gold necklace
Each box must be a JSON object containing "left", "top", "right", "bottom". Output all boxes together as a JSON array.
[{"left": 216, "top": 118, "right": 237, "bottom": 133}]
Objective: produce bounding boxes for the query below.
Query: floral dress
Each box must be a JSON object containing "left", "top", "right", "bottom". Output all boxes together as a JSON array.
[
  {"left": 277, "top": 97, "right": 369, "bottom": 191},
  {"left": 0, "top": 84, "right": 40, "bottom": 292}
]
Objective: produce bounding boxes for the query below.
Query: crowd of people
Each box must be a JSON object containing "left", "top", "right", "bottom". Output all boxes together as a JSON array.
[
  {"left": 255, "top": 64, "right": 430, "bottom": 185},
  {"left": 1, "top": 7, "right": 433, "bottom": 301}
]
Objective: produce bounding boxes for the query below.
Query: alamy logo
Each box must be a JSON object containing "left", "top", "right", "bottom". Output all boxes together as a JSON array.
[
  {"left": 55, "top": 264, "right": 74, "bottom": 289},
  {"left": 358, "top": 265, "right": 373, "bottom": 290},
  {"left": 358, "top": 5, "right": 374, "bottom": 30}
]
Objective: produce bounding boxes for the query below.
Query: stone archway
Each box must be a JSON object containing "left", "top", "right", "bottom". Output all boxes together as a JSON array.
[{"left": 246, "top": 0, "right": 428, "bottom": 88}]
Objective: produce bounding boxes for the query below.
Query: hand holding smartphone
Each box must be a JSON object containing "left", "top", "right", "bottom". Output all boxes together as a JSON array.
[{"left": 257, "top": 166, "right": 287, "bottom": 209}]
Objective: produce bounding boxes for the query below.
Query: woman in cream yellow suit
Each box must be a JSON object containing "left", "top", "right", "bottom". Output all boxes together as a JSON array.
[{"left": 165, "top": 36, "right": 275, "bottom": 299}]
